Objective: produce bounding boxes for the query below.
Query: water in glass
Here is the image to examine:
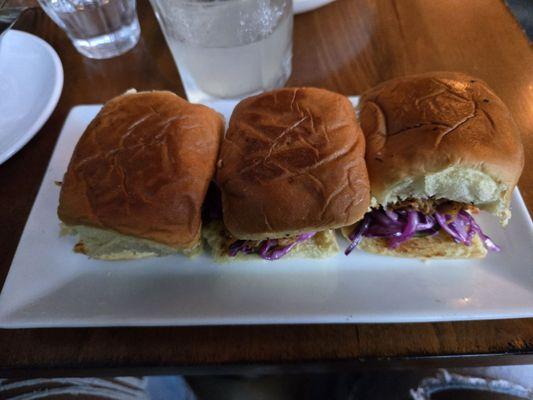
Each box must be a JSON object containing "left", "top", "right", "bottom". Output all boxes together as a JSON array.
[
  {"left": 38, "top": 0, "right": 140, "bottom": 59},
  {"left": 150, "top": 0, "right": 293, "bottom": 103}
]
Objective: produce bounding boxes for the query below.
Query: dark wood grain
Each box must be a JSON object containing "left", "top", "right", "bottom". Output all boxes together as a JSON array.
[{"left": 0, "top": 0, "right": 532, "bottom": 376}]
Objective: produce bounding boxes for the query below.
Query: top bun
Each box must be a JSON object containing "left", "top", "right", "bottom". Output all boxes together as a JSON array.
[
  {"left": 217, "top": 87, "right": 370, "bottom": 240},
  {"left": 58, "top": 90, "right": 224, "bottom": 249},
  {"left": 359, "top": 72, "right": 524, "bottom": 224}
]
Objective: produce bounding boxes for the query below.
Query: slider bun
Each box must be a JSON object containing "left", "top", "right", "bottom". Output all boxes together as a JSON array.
[
  {"left": 203, "top": 221, "right": 339, "bottom": 262},
  {"left": 341, "top": 227, "right": 486, "bottom": 259},
  {"left": 61, "top": 224, "right": 200, "bottom": 260},
  {"left": 58, "top": 90, "right": 224, "bottom": 253},
  {"left": 360, "top": 72, "right": 524, "bottom": 225},
  {"left": 217, "top": 87, "right": 370, "bottom": 240}
]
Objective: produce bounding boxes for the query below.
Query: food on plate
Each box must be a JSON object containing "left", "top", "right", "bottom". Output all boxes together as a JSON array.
[
  {"left": 343, "top": 72, "right": 524, "bottom": 258},
  {"left": 205, "top": 87, "right": 371, "bottom": 261},
  {"left": 58, "top": 90, "right": 224, "bottom": 260}
]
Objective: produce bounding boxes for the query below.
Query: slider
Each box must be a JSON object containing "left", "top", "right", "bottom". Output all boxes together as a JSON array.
[
  {"left": 343, "top": 72, "right": 524, "bottom": 258},
  {"left": 58, "top": 90, "right": 224, "bottom": 260},
  {"left": 206, "top": 87, "right": 371, "bottom": 261}
]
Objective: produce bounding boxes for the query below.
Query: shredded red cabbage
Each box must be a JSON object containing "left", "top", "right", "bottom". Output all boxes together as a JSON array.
[
  {"left": 345, "top": 206, "right": 500, "bottom": 255},
  {"left": 459, "top": 210, "right": 501, "bottom": 252},
  {"left": 385, "top": 209, "right": 399, "bottom": 221},
  {"left": 344, "top": 215, "right": 370, "bottom": 255},
  {"left": 228, "top": 240, "right": 254, "bottom": 257},
  {"left": 388, "top": 210, "right": 419, "bottom": 249},
  {"left": 229, "top": 232, "right": 317, "bottom": 260}
]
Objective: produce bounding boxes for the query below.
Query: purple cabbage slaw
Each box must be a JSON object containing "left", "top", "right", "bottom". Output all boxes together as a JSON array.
[
  {"left": 229, "top": 232, "right": 317, "bottom": 261},
  {"left": 345, "top": 207, "right": 500, "bottom": 255}
]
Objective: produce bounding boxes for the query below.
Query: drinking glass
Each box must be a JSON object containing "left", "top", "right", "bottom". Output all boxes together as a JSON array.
[
  {"left": 38, "top": 0, "right": 141, "bottom": 59},
  {"left": 149, "top": 0, "right": 293, "bottom": 103}
]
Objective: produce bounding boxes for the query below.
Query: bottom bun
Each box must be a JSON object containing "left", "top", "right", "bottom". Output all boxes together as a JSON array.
[
  {"left": 343, "top": 229, "right": 487, "bottom": 259},
  {"left": 203, "top": 221, "right": 339, "bottom": 262},
  {"left": 62, "top": 224, "right": 201, "bottom": 260}
]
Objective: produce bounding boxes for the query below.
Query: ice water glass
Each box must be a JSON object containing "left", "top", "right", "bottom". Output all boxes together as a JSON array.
[
  {"left": 149, "top": 0, "right": 293, "bottom": 103},
  {"left": 38, "top": 0, "right": 141, "bottom": 59}
]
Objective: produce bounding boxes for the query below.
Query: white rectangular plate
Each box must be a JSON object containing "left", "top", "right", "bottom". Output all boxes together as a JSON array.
[{"left": 1, "top": 98, "right": 532, "bottom": 328}]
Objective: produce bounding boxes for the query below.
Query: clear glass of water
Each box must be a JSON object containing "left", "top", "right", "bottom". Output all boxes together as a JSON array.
[
  {"left": 38, "top": 0, "right": 141, "bottom": 59},
  {"left": 149, "top": 0, "right": 293, "bottom": 103}
]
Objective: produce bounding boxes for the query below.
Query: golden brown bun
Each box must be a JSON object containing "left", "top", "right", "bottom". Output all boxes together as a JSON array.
[
  {"left": 360, "top": 72, "right": 524, "bottom": 224},
  {"left": 217, "top": 87, "right": 370, "bottom": 240},
  {"left": 58, "top": 90, "right": 224, "bottom": 250},
  {"left": 341, "top": 227, "right": 486, "bottom": 259}
]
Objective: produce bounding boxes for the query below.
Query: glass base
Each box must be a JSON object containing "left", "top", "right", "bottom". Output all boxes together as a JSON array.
[
  {"left": 71, "top": 18, "right": 141, "bottom": 60},
  {"left": 180, "top": 58, "right": 292, "bottom": 104}
]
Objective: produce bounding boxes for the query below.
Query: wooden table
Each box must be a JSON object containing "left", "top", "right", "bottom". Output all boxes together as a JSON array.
[{"left": 1, "top": 0, "right": 532, "bottom": 377}]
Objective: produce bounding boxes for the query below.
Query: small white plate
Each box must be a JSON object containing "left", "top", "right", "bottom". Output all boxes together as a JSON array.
[
  {"left": 0, "top": 30, "right": 63, "bottom": 165},
  {"left": 294, "top": 0, "right": 336, "bottom": 14},
  {"left": 0, "top": 99, "right": 532, "bottom": 328}
]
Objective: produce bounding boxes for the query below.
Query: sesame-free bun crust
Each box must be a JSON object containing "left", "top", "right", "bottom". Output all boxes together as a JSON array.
[
  {"left": 360, "top": 72, "right": 524, "bottom": 224},
  {"left": 217, "top": 87, "right": 370, "bottom": 240},
  {"left": 58, "top": 90, "right": 224, "bottom": 250}
]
